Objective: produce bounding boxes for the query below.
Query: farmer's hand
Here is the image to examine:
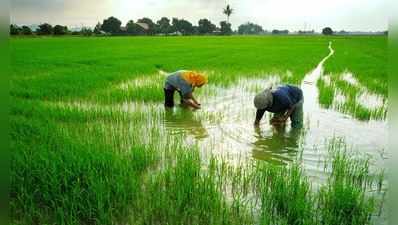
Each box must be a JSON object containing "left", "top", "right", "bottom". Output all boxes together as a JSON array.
[
  {"left": 192, "top": 102, "right": 201, "bottom": 110},
  {"left": 254, "top": 121, "right": 260, "bottom": 127},
  {"left": 270, "top": 117, "right": 286, "bottom": 124}
]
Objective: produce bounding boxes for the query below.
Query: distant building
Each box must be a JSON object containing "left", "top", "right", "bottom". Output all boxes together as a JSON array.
[
  {"left": 169, "top": 31, "right": 182, "bottom": 36},
  {"left": 136, "top": 23, "right": 149, "bottom": 30},
  {"left": 334, "top": 31, "right": 386, "bottom": 36},
  {"left": 297, "top": 30, "right": 315, "bottom": 35}
]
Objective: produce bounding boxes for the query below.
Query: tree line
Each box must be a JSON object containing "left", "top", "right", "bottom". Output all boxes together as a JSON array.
[
  {"left": 10, "top": 19, "right": 300, "bottom": 36},
  {"left": 10, "top": 16, "right": 238, "bottom": 36}
]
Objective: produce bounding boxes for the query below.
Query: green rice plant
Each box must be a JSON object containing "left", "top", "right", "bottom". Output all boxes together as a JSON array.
[
  {"left": 137, "top": 149, "right": 253, "bottom": 225},
  {"left": 317, "top": 72, "right": 387, "bottom": 121},
  {"left": 317, "top": 77, "right": 335, "bottom": 108},
  {"left": 10, "top": 117, "right": 157, "bottom": 225},
  {"left": 317, "top": 138, "right": 380, "bottom": 225},
  {"left": 255, "top": 162, "right": 314, "bottom": 225}
]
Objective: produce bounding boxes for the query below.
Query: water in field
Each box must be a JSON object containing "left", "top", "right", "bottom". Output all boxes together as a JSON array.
[
  {"left": 162, "top": 42, "right": 388, "bottom": 181},
  {"left": 161, "top": 42, "right": 388, "bottom": 222}
]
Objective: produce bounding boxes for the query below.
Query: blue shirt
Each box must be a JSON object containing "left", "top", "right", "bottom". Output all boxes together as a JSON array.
[
  {"left": 266, "top": 85, "right": 303, "bottom": 113},
  {"left": 164, "top": 70, "right": 193, "bottom": 97},
  {"left": 255, "top": 85, "right": 303, "bottom": 122}
]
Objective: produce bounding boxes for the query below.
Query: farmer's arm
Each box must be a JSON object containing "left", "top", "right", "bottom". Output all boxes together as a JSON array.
[
  {"left": 280, "top": 86, "right": 303, "bottom": 121},
  {"left": 283, "top": 107, "right": 295, "bottom": 120},
  {"left": 183, "top": 93, "right": 201, "bottom": 109},
  {"left": 281, "top": 97, "right": 303, "bottom": 121},
  {"left": 275, "top": 93, "right": 294, "bottom": 122},
  {"left": 191, "top": 95, "right": 200, "bottom": 105},
  {"left": 254, "top": 109, "right": 266, "bottom": 126}
]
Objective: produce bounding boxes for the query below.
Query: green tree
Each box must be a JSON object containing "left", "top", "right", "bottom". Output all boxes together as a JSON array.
[
  {"left": 220, "top": 21, "right": 232, "bottom": 35},
  {"left": 53, "top": 25, "right": 68, "bottom": 35},
  {"left": 94, "top": 22, "right": 102, "bottom": 34},
  {"left": 198, "top": 19, "right": 216, "bottom": 35},
  {"left": 238, "top": 22, "right": 263, "bottom": 34},
  {"left": 10, "top": 24, "right": 21, "bottom": 35},
  {"left": 80, "top": 27, "right": 93, "bottom": 36},
  {"left": 172, "top": 18, "right": 194, "bottom": 35},
  {"left": 37, "top": 23, "right": 53, "bottom": 35},
  {"left": 21, "top": 26, "right": 32, "bottom": 35},
  {"left": 101, "top": 17, "right": 122, "bottom": 34},
  {"left": 223, "top": 4, "right": 233, "bottom": 23},
  {"left": 322, "top": 27, "right": 334, "bottom": 35},
  {"left": 156, "top": 17, "right": 172, "bottom": 34}
]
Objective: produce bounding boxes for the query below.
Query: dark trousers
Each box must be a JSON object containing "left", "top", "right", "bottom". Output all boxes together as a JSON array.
[{"left": 164, "top": 88, "right": 183, "bottom": 107}]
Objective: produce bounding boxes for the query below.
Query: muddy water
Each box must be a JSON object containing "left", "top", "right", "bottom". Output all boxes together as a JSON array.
[{"left": 162, "top": 42, "right": 387, "bottom": 181}]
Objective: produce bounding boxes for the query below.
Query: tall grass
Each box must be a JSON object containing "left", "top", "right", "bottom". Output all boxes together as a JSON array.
[
  {"left": 317, "top": 138, "right": 379, "bottom": 224},
  {"left": 10, "top": 117, "right": 157, "bottom": 224},
  {"left": 255, "top": 163, "right": 314, "bottom": 225},
  {"left": 317, "top": 77, "right": 335, "bottom": 108}
]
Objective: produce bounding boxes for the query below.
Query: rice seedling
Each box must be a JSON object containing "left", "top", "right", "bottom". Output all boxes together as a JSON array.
[
  {"left": 317, "top": 71, "right": 387, "bottom": 120},
  {"left": 317, "top": 76, "right": 335, "bottom": 108},
  {"left": 317, "top": 138, "right": 382, "bottom": 225},
  {"left": 10, "top": 117, "right": 157, "bottom": 225}
]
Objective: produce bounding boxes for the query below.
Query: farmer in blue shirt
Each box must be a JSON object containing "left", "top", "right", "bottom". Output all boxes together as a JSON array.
[{"left": 253, "top": 85, "right": 304, "bottom": 128}]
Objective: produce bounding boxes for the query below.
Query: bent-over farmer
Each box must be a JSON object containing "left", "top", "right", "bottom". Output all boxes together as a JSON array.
[
  {"left": 254, "top": 85, "right": 304, "bottom": 128},
  {"left": 164, "top": 70, "right": 208, "bottom": 109}
]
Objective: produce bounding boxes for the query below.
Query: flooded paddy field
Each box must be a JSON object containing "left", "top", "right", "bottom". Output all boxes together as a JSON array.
[{"left": 10, "top": 36, "right": 388, "bottom": 224}]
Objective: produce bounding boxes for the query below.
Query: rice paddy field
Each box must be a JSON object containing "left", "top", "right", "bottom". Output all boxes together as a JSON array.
[{"left": 10, "top": 36, "right": 388, "bottom": 224}]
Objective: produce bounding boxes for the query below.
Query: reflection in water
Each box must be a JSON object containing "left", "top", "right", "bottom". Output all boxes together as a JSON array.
[
  {"left": 164, "top": 107, "right": 209, "bottom": 139},
  {"left": 252, "top": 124, "right": 302, "bottom": 164}
]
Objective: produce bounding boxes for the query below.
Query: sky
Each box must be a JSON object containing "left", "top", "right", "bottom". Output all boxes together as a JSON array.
[{"left": 10, "top": 0, "right": 389, "bottom": 32}]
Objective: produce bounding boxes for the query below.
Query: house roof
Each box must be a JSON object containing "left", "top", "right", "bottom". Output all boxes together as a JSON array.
[{"left": 136, "top": 23, "right": 149, "bottom": 30}]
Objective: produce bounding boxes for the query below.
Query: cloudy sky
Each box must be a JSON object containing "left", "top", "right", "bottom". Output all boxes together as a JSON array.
[{"left": 10, "top": 0, "right": 388, "bottom": 31}]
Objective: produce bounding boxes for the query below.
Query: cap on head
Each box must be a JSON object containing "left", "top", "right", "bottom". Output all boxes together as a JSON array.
[{"left": 254, "top": 88, "right": 273, "bottom": 109}]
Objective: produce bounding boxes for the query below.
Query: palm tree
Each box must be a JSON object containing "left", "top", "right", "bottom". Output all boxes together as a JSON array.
[{"left": 223, "top": 4, "right": 233, "bottom": 23}]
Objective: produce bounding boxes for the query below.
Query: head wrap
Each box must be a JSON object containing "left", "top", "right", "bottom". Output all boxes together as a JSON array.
[{"left": 181, "top": 71, "right": 208, "bottom": 87}]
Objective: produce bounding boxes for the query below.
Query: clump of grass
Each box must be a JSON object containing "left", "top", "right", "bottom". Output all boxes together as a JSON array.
[
  {"left": 317, "top": 138, "right": 380, "bottom": 225},
  {"left": 255, "top": 163, "right": 314, "bottom": 225},
  {"left": 317, "top": 72, "right": 387, "bottom": 121},
  {"left": 10, "top": 117, "right": 157, "bottom": 225},
  {"left": 317, "top": 77, "right": 335, "bottom": 108},
  {"left": 137, "top": 150, "right": 253, "bottom": 225},
  {"left": 251, "top": 137, "right": 384, "bottom": 225}
]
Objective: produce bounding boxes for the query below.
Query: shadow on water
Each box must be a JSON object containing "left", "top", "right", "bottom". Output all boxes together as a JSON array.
[
  {"left": 252, "top": 124, "right": 302, "bottom": 165},
  {"left": 163, "top": 107, "right": 209, "bottom": 140},
  {"left": 162, "top": 42, "right": 387, "bottom": 173}
]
